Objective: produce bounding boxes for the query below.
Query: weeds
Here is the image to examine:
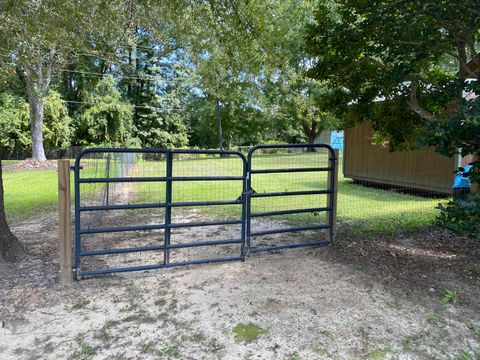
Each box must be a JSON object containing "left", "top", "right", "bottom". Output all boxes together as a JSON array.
[
  {"left": 361, "top": 348, "right": 394, "bottom": 360},
  {"left": 155, "top": 298, "right": 167, "bottom": 307},
  {"left": 426, "top": 313, "right": 448, "bottom": 327},
  {"left": 138, "top": 340, "right": 153, "bottom": 354},
  {"left": 439, "top": 289, "right": 459, "bottom": 305},
  {"left": 285, "top": 352, "right": 302, "bottom": 360},
  {"left": 450, "top": 344, "right": 479, "bottom": 360},
  {"left": 72, "top": 343, "right": 95, "bottom": 360},
  {"left": 232, "top": 322, "right": 267, "bottom": 343},
  {"left": 402, "top": 332, "right": 428, "bottom": 352},
  {"left": 72, "top": 299, "right": 90, "bottom": 310}
]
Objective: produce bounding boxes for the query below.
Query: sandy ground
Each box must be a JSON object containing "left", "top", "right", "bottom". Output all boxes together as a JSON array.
[{"left": 0, "top": 211, "right": 479, "bottom": 360}]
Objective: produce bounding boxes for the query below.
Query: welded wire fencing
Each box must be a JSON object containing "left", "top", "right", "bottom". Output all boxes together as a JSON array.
[
  {"left": 335, "top": 149, "right": 452, "bottom": 236},
  {"left": 74, "top": 149, "right": 248, "bottom": 276}
]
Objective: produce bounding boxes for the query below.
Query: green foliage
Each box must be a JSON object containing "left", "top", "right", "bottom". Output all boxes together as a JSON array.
[
  {"left": 186, "top": 95, "right": 270, "bottom": 148},
  {"left": 304, "top": 1, "right": 478, "bottom": 148},
  {"left": 274, "top": 78, "right": 341, "bottom": 143},
  {"left": 72, "top": 299, "right": 91, "bottom": 310},
  {"left": 0, "top": 92, "right": 29, "bottom": 152},
  {"left": 75, "top": 77, "right": 135, "bottom": 147},
  {"left": 0, "top": 91, "right": 71, "bottom": 154},
  {"left": 43, "top": 91, "right": 72, "bottom": 149},
  {"left": 305, "top": 0, "right": 480, "bottom": 235},
  {"left": 136, "top": 92, "right": 189, "bottom": 149},
  {"left": 436, "top": 193, "right": 480, "bottom": 238}
]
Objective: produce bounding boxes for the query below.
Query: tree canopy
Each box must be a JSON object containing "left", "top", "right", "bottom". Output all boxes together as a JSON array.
[{"left": 305, "top": 0, "right": 480, "bottom": 235}]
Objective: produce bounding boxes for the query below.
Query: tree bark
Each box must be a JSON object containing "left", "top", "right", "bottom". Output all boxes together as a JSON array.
[
  {"left": 28, "top": 95, "right": 47, "bottom": 160},
  {"left": 25, "top": 59, "right": 52, "bottom": 161},
  {"left": 303, "top": 118, "right": 322, "bottom": 152},
  {"left": 0, "top": 158, "right": 23, "bottom": 262}
]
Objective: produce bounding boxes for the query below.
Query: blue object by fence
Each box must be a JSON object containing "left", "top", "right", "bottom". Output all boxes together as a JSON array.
[
  {"left": 330, "top": 131, "right": 344, "bottom": 151},
  {"left": 453, "top": 165, "right": 473, "bottom": 189}
]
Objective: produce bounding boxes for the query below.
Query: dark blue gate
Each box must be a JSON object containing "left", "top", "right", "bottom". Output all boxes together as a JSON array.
[
  {"left": 246, "top": 144, "right": 337, "bottom": 253},
  {"left": 73, "top": 144, "right": 336, "bottom": 278},
  {"left": 74, "top": 148, "right": 248, "bottom": 278}
]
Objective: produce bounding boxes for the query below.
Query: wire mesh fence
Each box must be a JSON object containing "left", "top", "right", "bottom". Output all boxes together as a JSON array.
[
  {"left": 247, "top": 145, "right": 333, "bottom": 251},
  {"left": 335, "top": 148, "right": 451, "bottom": 236},
  {"left": 74, "top": 149, "right": 247, "bottom": 276},
  {"left": 5, "top": 142, "right": 461, "bottom": 276}
]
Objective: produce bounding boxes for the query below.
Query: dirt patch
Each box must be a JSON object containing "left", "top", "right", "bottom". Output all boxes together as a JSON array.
[
  {"left": 2, "top": 159, "right": 59, "bottom": 171},
  {"left": 0, "top": 213, "right": 479, "bottom": 359}
]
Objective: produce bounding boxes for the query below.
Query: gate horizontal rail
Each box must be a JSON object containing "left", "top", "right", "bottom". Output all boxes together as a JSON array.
[{"left": 78, "top": 175, "right": 244, "bottom": 183}]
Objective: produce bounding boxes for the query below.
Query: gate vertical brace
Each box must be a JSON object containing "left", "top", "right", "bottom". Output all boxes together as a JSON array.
[
  {"left": 326, "top": 149, "right": 339, "bottom": 242},
  {"left": 164, "top": 151, "right": 173, "bottom": 265},
  {"left": 241, "top": 158, "right": 248, "bottom": 260},
  {"left": 105, "top": 154, "right": 111, "bottom": 206},
  {"left": 73, "top": 158, "right": 81, "bottom": 278},
  {"left": 245, "top": 155, "right": 252, "bottom": 253}
]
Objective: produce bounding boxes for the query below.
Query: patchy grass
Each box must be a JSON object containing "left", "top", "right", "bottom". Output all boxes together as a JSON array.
[
  {"left": 72, "top": 342, "right": 95, "bottom": 360},
  {"left": 232, "top": 322, "right": 267, "bottom": 343},
  {"left": 361, "top": 347, "right": 394, "bottom": 360},
  {"left": 72, "top": 299, "right": 90, "bottom": 310},
  {"left": 2, "top": 160, "right": 21, "bottom": 165},
  {"left": 402, "top": 331, "right": 429, "bottom": 352}
]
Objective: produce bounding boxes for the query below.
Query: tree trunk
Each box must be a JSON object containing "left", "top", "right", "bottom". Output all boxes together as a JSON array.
[
  {"left": 25, "top": 60, "right": 52, "bottom": 161},
  {"left": 303, "top": 118, "right": 322, "bottom": 152},
  {"left": 308, "top": 131, "right": 317, "bottom": 144},
  {"left": 28, "top": 95, "right": 47, "bottom": 160},
  {"left": 0, "top": 157, "right": 23, "bottom": 262}
]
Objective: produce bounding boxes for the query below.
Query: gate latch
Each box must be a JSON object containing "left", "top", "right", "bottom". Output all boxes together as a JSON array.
[{"left": 237, "top": 188, "right": 257, "bottom": 201}]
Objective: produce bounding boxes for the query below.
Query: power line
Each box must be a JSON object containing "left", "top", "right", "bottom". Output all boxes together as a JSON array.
[
  {"left": 61, "top": 69, "right": 187, "bottom": 83},
  {"left": 63, "top": 99, "right": 184, "bottom": 111}
]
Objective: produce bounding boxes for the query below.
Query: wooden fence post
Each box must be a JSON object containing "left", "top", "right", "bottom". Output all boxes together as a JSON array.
[
  {"left": 58, "top": 160, "right": 73, "bottom": 284},
  {"left": 326, "top": 149, "right": 339, "bottom": 241}
]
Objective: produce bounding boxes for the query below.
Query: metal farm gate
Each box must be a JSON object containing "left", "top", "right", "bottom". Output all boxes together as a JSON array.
[{"left": 72, "top": 145, "right": 337, "bottom": 278}]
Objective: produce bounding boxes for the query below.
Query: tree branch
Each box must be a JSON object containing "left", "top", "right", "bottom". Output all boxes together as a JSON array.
[{"left": 406, "top": 78, "right": 438, "bottom": 122}]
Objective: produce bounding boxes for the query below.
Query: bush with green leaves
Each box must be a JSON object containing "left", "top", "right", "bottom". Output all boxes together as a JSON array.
[
  {"left": 426, "top": 81, "right": 480, "bottom": 237},
  {"left": 74, "top": 77, "right": 135, "bottom": 147},
  {"left": 0, "top": 92, "right": 29, "bottom": 153},
  {"left": 43, "top": 90, "right": 73, "bottom": 150},
  {"left": 437, "top": 193, "right": 480, "bottom": 238},
  {"left": 136, "top": 92, "right": 189, "bottom": 149}
]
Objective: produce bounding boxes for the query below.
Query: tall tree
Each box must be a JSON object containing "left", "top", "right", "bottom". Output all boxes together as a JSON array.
[
  {"left": 304, "top": 0, "right": 479, "bottom": 234},
  {"left": 304, "top": 0, "right": 479, "bottom": 148},
  {"left": 0, "top": 0, "right": 143, "bottom": 261},
  {"left": 0, "top": 0, "right": 137, "bottom": 160}
]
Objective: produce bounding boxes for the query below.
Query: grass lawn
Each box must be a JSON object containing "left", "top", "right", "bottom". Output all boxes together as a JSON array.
[
  {"left": 3, "top": 160, "right": 21, "bottom": 165},
  {"left": 4, "top": 152, "right": 448, "bottom": 233},
  {"left": 3, "top": 169, "right": 64, "bottom": 223}
]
